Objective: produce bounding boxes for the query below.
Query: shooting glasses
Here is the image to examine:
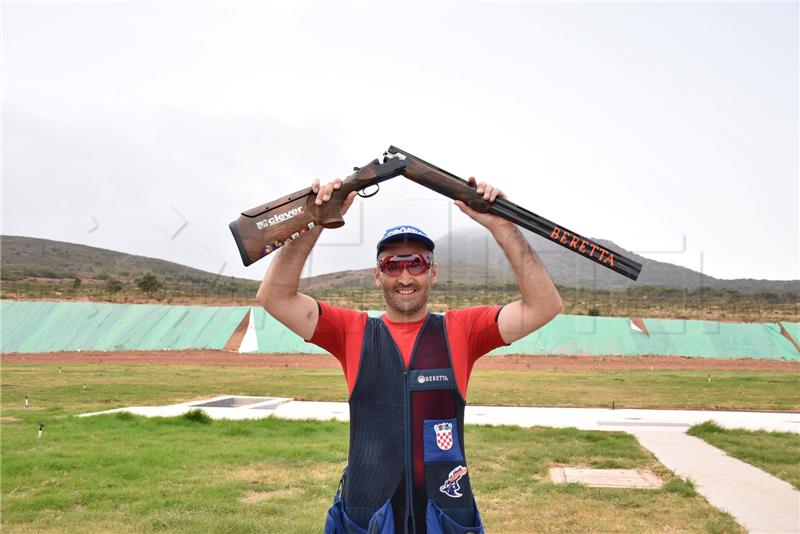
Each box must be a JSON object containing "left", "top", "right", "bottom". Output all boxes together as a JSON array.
[{"left": 378, "top": 254, "right": 432, "bottom": 277}]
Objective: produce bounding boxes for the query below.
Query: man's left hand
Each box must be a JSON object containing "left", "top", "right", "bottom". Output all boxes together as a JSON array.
[{"left": 453, "top": 177, "right": 515, "bottom": 233}]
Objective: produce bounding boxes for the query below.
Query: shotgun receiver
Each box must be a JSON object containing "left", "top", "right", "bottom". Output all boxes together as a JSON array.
[
  {"left": 384, "top": 146, "right": 642, "bottom": 281},
  {"left": 229, "top": 157, "right": 407, "bottom": 266}
]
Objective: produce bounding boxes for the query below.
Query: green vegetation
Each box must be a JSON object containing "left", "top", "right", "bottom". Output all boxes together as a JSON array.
[
  {"left": 303, "top": 286, "right": 799, "bottom": 323},
  {"left": 3, "top": 364, "right": 797, "bottom": 413},
  {"left": 688, "top": 421, "right": 800, "bottom": 489},
  {"left": 135, "top": 273, "right": 163, "bottom": 294},
  {"left": 469, "top": 370, "right": 800, "bottom": 411},
  {"left": 4, "top": 280, "right": 797, "bottom": 322},
  {"left": 105, "top": 278, "right": 123, "bottom": 293},
  {"left": 2, "top": 235, "right": 797, "bottom": 321},
  {"left": 1, "top": 364, "right": 745, "bottom": 533}
]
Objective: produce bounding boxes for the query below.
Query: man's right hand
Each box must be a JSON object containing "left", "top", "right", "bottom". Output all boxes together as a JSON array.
[{"left": 312, "top": 178, "right": 358, "bottom": 217}]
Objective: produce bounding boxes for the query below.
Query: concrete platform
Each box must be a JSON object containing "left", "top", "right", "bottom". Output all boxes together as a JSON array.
[
  {"left": 79, "top": 395, "right": 293, "bottom": 420},
  {"left": 549, "top": 467, "right": 662, "bottom": 489}
]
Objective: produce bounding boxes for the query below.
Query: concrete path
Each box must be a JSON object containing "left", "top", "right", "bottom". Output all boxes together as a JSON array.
[
  {"left": 634, "top": 431, "right": 800, "bottom": 534},
  {"left": 273, "top": 402, "right": 800, "bottom": 433},
  {"left": 82, "top": 397, "right": 800, "bottom": 434}
]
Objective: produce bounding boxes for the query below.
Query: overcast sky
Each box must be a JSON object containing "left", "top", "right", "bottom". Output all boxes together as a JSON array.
[{"left": 2, "top": 0, "right": 798, "bottom": 283}]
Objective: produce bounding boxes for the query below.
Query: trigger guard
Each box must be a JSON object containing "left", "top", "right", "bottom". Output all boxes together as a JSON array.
[{"left": 358, "top": 184, "right": 380, "bottom": 198}]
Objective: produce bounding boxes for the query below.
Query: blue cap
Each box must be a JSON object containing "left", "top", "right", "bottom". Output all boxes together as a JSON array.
[{"left": 376, "top": 225, "right": 435, "bottom": 257}]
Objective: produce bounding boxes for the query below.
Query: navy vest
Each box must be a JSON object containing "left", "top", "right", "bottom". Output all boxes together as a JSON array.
[{"left": 341, "top": 313, "right": 479, "bottom": 533}]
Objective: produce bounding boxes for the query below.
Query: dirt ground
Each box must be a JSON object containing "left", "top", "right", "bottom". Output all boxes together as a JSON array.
[{"left": 2, "top": 350, "right": 798, "bottom": 371}]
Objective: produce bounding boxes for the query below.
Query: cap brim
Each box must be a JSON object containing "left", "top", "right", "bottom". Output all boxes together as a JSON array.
[{"left": 377, "top": 234, "right": 435, "bottom": 255}]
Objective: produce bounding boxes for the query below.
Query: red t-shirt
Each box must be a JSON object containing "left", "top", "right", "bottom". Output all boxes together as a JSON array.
[{"left": 305, "top": 301, "right": 510, "bottom": 399}]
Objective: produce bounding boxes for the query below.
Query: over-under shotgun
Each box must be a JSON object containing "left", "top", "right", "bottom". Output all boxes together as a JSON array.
[{"left": 229, "top": 147, "right": 642, "bottom": 281}]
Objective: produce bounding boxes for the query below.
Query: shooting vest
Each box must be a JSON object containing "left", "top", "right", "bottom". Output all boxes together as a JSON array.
[{"left": 326, "top": 312, "right": 484, "bottom": 534}]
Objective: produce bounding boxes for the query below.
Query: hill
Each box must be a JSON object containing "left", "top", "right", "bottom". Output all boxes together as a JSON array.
[
  {"left": 1, "top": 235, "right": 796, "bottom": 322},
  {"left": 300, "top": 227, "right": 799, "bottom": 294},
  {"left": 0, "top": 235, "right": 259, "bottom": 295}
]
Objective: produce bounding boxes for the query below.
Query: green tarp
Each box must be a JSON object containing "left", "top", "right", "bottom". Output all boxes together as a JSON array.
[
  {"left": 251, "top": 307, "right": 327, "bottom": 355},
  {"left": 485, "top": 315, "right": 797, "bottom": 360},
  {"left": 488, "top": 315, "right": 645, "bottom": 357},
  {"left": 249, "top": 308, "right": 382, "bottom": 354},
  {"left": 2, "top": 300, "right": 797, "bottom": 360},
  {"left": 1, "top": 300, "right": 248, "bottom": 353},
  {"left": 248, "top": 307, "right": 796, "bottom": 361},
  {"left": 638, "top": 319, "right": 796, "bottom": 360}
]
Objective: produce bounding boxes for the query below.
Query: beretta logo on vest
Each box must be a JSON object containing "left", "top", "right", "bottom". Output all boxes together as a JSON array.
[{"left": 417, "top": 374, "right": 449, "bottom": 384}]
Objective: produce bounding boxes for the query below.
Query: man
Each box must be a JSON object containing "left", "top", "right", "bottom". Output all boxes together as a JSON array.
[{"left": 257, "top": 176, "right": 562, "bottom": 534}]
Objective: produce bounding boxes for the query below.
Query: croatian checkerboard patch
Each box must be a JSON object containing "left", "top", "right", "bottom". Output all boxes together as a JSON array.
[
  {"left": 434, "top": 422, "right": 453, "bottom": 450},
  {"left": 423, "top": 418, "right": 463, "bottom": 463}
]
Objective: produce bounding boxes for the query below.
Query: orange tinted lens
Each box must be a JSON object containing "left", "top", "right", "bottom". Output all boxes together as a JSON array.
[
  {"left": 379, "top": 255, "right": 430, "bottom": 277},
  {"left": 405, "top": 259, "right": 429, "bottom": 275},
  {"left": 382, "top": 262, "right": 405, "bottom": 276}
]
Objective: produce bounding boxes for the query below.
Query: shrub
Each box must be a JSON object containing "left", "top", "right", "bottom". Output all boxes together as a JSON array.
[
  {"left": 182, "top": 409, "right": 212, "bottom": 424},
  {"left": 136, "top": 273, "right": 162, "bottom": 294},
  {"left": 106, "top": 278, "right": 124, "bottom": 293}
]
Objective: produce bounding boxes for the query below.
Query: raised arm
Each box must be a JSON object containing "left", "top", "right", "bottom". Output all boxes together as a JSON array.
[
  {"left": 454, "top": 178, "right": 563, "bottom": 344},
  {"left": 256, "top": 178, "right": 357, "bottom": 340}
]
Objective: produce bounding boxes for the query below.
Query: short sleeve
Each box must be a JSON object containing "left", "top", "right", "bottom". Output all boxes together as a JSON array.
[
  {"left": 305, "top": 300, "right": 365, "bottom": 365},
  {"left": 449, "top": 305, "right": 510, "bottom": 363}
]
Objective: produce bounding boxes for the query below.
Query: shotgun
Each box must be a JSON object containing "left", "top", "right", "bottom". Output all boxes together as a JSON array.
[
  {"left": 385, "top": 146, "right": 642, "bottom": 281},
  {"left": 229, "top": 157, "right": 407, "bottom": 266}
]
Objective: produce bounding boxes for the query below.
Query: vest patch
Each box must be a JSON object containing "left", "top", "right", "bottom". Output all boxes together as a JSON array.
[
  {"left": 417, "top": 374, "right": 448, "bottom": 384},
  {"left": 409, "top": 368, "right": 456, "bottom": 391},
  {"left": 424, "top": 418, "right": 464, "bottom": 463},
  {"left": 434, "top": 422, "right": 453, "bottom": 450},
  {"left": 440, "top": 465, "right": 468, "bottom": 498}
]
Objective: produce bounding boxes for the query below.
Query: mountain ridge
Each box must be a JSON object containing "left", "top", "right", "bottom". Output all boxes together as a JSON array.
[{"left": 2, "top": 234, "right": 796, "bottom": 295}]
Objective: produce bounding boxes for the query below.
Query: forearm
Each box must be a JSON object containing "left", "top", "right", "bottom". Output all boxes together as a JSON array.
[
  {"left": 491, "top": 225, "right": 562, "bottom": 311},
  {"left": 257, "top": 225, "right": 323, "bottom": 303}
]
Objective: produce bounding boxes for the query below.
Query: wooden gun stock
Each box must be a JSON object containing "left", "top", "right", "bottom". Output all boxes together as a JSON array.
[
  {"left": 230, "top": 157, "right": 407, "bottom": 266},
  {"left": 385, "top": 146, "right": 642, "bottom": 281}
]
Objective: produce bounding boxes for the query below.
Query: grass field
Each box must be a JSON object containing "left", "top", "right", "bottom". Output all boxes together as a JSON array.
[
  {"left": 0, "top": 364, "right": 768, "bottom": 532},
  {"left": 688, "top": 421, "right": 800, "bottom": 490},
  {"left": 3, "top": 363, "right": 797, "bottom": 414},
  {"left": 468, "top": 369, "right": 800, "bottom": 411},
  {"left": 0, "top": 362, "right": 749, "bottom": 533}
]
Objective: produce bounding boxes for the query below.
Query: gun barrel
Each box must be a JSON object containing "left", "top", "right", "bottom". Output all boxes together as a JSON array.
[
  {"left": 386, "top": 145, "right": 642, "bottom": 281},
  {"left": 489, "top": 199, "right": 642, "bottom": 281}
]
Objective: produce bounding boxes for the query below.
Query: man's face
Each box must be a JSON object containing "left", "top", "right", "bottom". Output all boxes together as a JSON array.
[{"left": 374, "top": 241, "right": 438, "bottom": 317}]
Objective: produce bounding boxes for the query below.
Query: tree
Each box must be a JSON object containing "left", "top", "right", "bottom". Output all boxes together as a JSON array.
[
  {"left": 72, "top": 277, "right": 82, "bottom": 291},
  {"left": 106, "top": 278, "right": 124, "bottom": 294},
  {"left": 136, "top": 273, "right": 162, "bottom": 295}
]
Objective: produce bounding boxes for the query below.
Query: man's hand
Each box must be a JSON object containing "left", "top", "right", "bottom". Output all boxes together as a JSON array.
[
  {"left": 453, "top": 177, "right": 514, "bottom": 233},
  {"left": 311, "top": 178, "right": 358, "bottom": 217}
]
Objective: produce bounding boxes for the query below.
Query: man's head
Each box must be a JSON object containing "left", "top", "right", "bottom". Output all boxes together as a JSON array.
[{"left": 374, "top": 226, "right": 438, "bottom": 319}]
